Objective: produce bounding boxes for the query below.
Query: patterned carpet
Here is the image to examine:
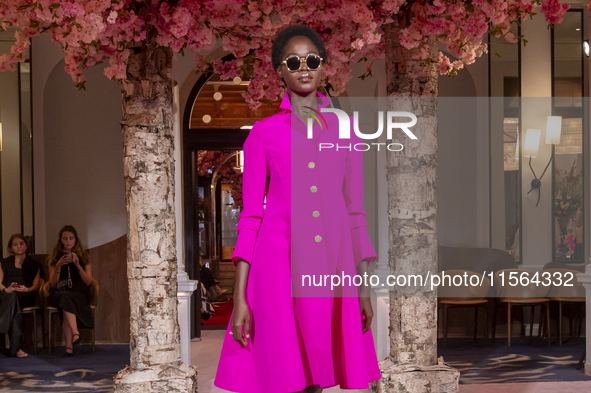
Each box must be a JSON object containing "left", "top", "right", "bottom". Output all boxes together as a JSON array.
[
  {"left": 0, "top": 345, "right": 130, "bottom": 392},
  {"left": 0, "top": 338, "right": 588, "bottom": 390},
  {"left": 438, "top": 338, "right": 589, "bottom": 384}
]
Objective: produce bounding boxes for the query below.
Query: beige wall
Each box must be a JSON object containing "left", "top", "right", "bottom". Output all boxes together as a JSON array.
[
  {"left": 0, "top": 44, "right": 23, "bottom": 257},
  {"left": 42, "top": 60, "right": 126, "bottom": 249},
  {"left": 32, "top": 35, "right": 126, "bottom": 251}
]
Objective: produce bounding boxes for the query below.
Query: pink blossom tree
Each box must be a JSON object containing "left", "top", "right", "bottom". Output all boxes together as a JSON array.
[{"left": 0, "top": 0, "right": 573, "bottom": 391}]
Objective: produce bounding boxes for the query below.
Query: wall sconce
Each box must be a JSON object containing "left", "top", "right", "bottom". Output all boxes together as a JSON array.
[
  {"left": 525, "top": 116, "right": 562, "bottom": 207},
  {"left": 584, "top": 40, "right": 589, "bottom": 57}
]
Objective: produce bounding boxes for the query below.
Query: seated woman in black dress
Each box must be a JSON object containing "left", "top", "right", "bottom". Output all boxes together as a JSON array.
[
  {"left": 47, "top": 225, "right": 94, "bottom": 356},
  {"left": 0, "top": 234, "right": 41, "bottom": 357}
]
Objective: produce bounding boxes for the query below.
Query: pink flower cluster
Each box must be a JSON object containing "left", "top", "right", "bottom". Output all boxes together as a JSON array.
[
  {"left": 0, "top": 0, "right": 576, "bottom": 102},
  {"left": 1, "top": 0, "right": 145, "bottom": 88},
  {"left": 400, "top": 0, "right": 571, "bottom": 76},
  {"left": 541, "top": 0, "right": 570, "bottom": 24}
]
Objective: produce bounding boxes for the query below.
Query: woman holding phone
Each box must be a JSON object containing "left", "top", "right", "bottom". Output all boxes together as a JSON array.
[
  {"left": 0, "top": 234, "right": 41, "bottom": 357},
  {"left": 47, "top": 225, "right": 94, "bottom": 356}
]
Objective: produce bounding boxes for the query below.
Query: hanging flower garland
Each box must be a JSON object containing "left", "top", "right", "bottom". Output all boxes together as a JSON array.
[{"left": 0, "top": 0, "right": 572, "bottom": 109}]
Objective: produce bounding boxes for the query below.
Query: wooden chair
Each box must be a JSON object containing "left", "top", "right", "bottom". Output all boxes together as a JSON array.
[
  {"left": 545, "top": 268, "right": 586, "bottom": 345},
  {"left": 43, "top": 279, "right": 99, "bottom": 354},
  {"left": 437, "top": 270, "right": 491, "bottom": 348},
  {"left": 493, "top": 269, "right": 551, "bottom": 347},
  {"left": 20, "top": 278, "right": 45, "bottom": 354}
]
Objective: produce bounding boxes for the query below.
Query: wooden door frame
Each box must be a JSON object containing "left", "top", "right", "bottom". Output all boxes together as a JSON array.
[{"left": 182, "top": 61, "right": 247, "bottom": 338}]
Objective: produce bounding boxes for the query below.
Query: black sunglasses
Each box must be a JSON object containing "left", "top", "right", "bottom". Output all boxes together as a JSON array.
[{"left": 281, "top": 54, "right": 324, "bottom": 72}]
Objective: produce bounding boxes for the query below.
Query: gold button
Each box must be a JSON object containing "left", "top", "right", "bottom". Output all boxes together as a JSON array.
[
  {"left": 308, "top": 162, "right": 315, "bottom": 169},
  {"left": 310, "top": 186, "right": 317, "bottom": 193},
  {"left": 312, "top": 211, "right": 320, "bottom": 217},
  {"left": 315, "top": 235, "right": 322, "bottom": 242}
]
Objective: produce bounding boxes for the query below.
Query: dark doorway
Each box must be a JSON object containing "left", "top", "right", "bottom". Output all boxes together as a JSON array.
[{"left": 182, "top": 67, "right": 284, "bottom": 338}]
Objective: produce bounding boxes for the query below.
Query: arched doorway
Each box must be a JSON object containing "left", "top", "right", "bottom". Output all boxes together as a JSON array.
[{"left": 182, "top": 68, "right": 283, "bottom": 338}]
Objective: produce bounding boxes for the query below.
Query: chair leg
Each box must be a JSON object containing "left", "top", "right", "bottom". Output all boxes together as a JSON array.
[
  {"left": 41, "top": 311, "right": 46, "bottom": 351},
  {"left": 539, "top": 305, "right": 544, "bottom": 339},
  {"left": 572, "top": 315, "right": 577, "bottom": 339},
  {"left": 529, "top": 306, "right": 534, "bottom": 340},
  {"left": 507, "top": 303, "right": 512, "bottom": 347},
  {"left": 492, "top": 299, "right": 497, "bottom": 342},
  {"left": 520, "top": 306, "right": 525, "bottom": 337},
  {"left": 474, "top": 306, "right": 478, "bottom": 343},
  {"left": 33, "top": 311, "right": 37, "bottom": 355},
  {"left": 559, "top": 301, "right": 563, "bottom": 346},
  {"left": 443, "top": 304, "right": 448, "bottom": 349},
  {"left": 48, "top": 311, "right": 52, "bottom": 355},
  {"left": 483, "top": 304, "right": 488, "bottom": 346},
  {"left": 546, "top": 303, "right": 551, "bottom": 347},
  {"left": 91, "top": 308, "right": 95, "bottom": 354}
]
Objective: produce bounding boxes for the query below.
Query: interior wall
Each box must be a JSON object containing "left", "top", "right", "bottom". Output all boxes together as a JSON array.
[
  {"left": 438, "top": 58, "right": 479, "bottom": 248},
  {"left": 31, "top": 34, "right": 66, "bottom": 253},
  {"left": 42, "top": 60, "right": 126, "bottom": 249},
  {"left": 0, "top": 41, "right": 23, "bottom": 257},
  {"left": 435, "top": 44, "right": 489, "bottom": 249}
]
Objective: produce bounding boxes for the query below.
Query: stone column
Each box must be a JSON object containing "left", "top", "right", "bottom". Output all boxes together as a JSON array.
[
  {"left": 371, "top": 19, "right": 459, "bottom": 393},
  {"left": 113, "top": 41, "right": 197, "bottom": 392},
  {"left": 373, "top": 126, "right": 391, "bottom": 362}
]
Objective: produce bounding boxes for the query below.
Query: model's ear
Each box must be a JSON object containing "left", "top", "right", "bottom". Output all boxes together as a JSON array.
[{"left": 276, "top": 66, "right": 286, "bottom": 85}]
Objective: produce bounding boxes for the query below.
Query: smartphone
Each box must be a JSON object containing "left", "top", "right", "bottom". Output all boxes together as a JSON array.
[{"left": 63, "top": 251, "right": 73, "bottom": 263}]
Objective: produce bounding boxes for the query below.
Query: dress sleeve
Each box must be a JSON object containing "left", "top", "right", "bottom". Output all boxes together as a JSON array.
[
  {"left": 231, "top": 122, "right": 268, "bottom": 267},
  {"left": 342, "top": 132, "right": 377, "bottom": 268}
]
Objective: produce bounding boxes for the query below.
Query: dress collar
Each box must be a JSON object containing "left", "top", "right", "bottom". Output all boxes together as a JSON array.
[{"left": 279, "top": 90, "right": 332, "bottom": 111}]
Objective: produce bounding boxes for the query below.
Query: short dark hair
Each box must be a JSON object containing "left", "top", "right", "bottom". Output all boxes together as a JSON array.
[{"left": 272, "top": 25, "right": 327, "bottom": 72}]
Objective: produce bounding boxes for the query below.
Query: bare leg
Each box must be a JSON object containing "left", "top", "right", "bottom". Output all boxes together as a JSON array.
[
  {"left": 63, "top": 310, "right": 79, "bottom": 336},
  {"left": 215, "top": 285, "right": 227, "bottom": 295},
  {"left": 62, "top": 317, "right": 73, "bottom": 353}
]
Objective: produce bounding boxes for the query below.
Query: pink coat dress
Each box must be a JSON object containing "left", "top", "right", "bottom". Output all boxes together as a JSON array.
[{"left": 214, "top": 91, "right": 380, "bottom": 393}]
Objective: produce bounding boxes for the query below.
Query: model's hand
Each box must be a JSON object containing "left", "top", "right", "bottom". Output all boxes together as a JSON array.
[
  {"left": 15, "top": 285, "right": 29, "bottom": 292},
  {"left": 4, "top": 283, "right": 17, "bottom": 294},
  {"left": 231, "top": 298, "right": 251, "bottom": 347},
  {"left": 359, "top": 296, "right": 373, "bottom": 334}
]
